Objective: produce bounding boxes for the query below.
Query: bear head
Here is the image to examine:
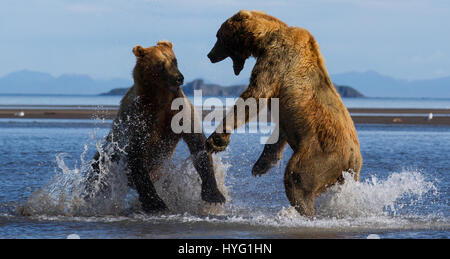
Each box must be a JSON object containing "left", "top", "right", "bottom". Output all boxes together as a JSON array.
[
  {"left": 133, "top": 41, "right": 184, "bottom": 93},
  {"left": 207, "top": 10, "right": 287, "bottom": 75}
]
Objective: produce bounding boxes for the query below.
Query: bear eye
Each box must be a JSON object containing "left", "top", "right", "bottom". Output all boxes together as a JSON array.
[{"left": 159, "top": 62, "right": 166, "bottom": 71}]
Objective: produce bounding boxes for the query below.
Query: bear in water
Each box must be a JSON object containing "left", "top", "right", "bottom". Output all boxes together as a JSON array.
[
  {"left": 88, "top": 41, "right": 225, "bottom": 213},
  {"left": 206, "top": 11, "right": 362, "bottom": 217}
]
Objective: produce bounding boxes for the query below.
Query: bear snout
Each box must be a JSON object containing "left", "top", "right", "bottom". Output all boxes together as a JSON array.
[
  {"left": 208, "top": 51, "right": 228, "bottom": 63},
  {"left": 207, "top": 51, "right": 218, "bottom": 63},
  {"left": 207, "top": 42, "right": 228, "bottom": 63},
  {"left": 175, "top": 74, "right": 184, "bottom": 86}
]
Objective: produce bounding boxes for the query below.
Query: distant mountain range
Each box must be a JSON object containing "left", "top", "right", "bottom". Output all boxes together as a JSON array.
[
  {"left": 101, "top": 79, "right": 364, "bottom": 98},
  {"left": 0, "top": 70, "right": 131, "bottom": 95},
  {"left": 330, "top": 70, "right": 450, "bottom": 98},
  {"left": 100, "top": 79, "right": 250, "bottom": 97},
  {"left": 0, "top": 69, "right": 448, "bottom": 98}
]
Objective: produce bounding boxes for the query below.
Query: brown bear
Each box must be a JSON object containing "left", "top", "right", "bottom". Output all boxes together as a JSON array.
[
  {"left": 206, "top": 10, "right": 362, "bottom": 217},
  {"left": 88, "top": 41, "right": 225, "bottom": 213}
]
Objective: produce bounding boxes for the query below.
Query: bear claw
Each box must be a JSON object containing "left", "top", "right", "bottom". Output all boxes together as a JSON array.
[
  {"left": 206, "top": 133, "right": 229, "bottom": 153},
  {"left": 252, "top": 161, "right": 276, "bottom": 177},
  {"left": 201, "top": 187, "right": 226, "bottom": 204}
]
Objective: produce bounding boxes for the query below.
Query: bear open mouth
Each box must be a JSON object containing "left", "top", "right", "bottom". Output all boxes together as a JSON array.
[{"left": 232, "top": 57, "right": 245, "bottom": 76}]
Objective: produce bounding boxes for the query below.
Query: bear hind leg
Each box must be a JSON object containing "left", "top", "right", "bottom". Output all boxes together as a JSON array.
[
  {"left": 284, "top": 169, "right": 315, "bottom": 218},
  {"left": 127, "top": 154, "right": 167, "bottom": 213},
  {"left": 283, "top": 152, "right": 345, "bottom": 218}
]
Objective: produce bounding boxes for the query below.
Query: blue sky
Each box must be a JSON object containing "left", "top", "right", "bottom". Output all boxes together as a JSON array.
[{"left": 0, "top": 0, "right": 449, "bottom": 85}]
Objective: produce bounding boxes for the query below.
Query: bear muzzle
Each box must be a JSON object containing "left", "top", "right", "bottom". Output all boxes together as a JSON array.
[
  {"left": 167, "top": 73, "right": 184, "bottom": 93},
  {"left": 207, "top": 42, "right": 228, "bottom": 63},
  {"left": 175, "top": 74, "right": 184, "bottom": 86}
]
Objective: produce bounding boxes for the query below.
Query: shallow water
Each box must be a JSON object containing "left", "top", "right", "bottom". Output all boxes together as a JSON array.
[{"left": 0, "top": 118, "right": 448, "bottom": 239}]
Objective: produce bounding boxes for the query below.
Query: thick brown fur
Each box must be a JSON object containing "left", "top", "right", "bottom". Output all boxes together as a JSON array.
[
  {"left": 89, "top": 42, "right": 225, "bottom": 213},
  {"left": 206, "top": 10, "right": 362, "bottom": 217}
]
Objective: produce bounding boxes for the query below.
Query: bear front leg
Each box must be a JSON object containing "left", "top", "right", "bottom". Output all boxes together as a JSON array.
[
  {"left": 127, "top": 148, "right": 168, "bottom": 213},
  {"left": 252, "top": 128, "right": 287, "bottom": 176},
  {"left": 207, "top": 68, "right": 276, "bottom": 153},
  {"left": 184, "top": 132, "right": 226, "bottom": 204}
]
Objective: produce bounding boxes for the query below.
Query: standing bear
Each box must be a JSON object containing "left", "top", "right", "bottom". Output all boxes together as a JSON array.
[
  {"left": 89, "top": 41, "right": 225, "bottom": 213},
  {"left": 206, "top": 10, "right": 362, "bottom": 217}
]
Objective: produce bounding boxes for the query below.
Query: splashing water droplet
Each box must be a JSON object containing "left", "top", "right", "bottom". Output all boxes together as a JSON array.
[
  {"left": 19, "top": 122, "right": 230, "bottom": 217},
  {"left": 315, "top": 170, "right": 437, "bottom": 218}
]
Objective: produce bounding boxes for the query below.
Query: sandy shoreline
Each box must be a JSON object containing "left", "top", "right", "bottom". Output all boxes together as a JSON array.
[{"left": 0, "top": 107, "right": 449, "bottom": 125}]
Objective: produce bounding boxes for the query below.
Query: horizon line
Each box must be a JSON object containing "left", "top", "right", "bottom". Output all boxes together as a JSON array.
[{"left": 1, "top": 69, "right": 449, "bottom": 83}]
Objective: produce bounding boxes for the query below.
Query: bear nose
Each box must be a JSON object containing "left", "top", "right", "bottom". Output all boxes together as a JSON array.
[
  {"left": 176, "top": 74, "right": 184, "bottom": 85},
  {"left": 207, "top": 51, "right": 217, "bottom": 62}
]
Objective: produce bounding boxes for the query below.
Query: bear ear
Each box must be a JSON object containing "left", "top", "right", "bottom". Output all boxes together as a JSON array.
[
  {"left": 133, "top": 45, "right": 145, "bottom": 57},
  {"left": 233, "top": 10, "right": 252, "bottom": 21},
  {"left": 157, "top": 40, "right": 173, "bottom": 49}
]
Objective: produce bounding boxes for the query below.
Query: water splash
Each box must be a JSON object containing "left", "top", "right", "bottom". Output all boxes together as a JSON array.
[
  {"left": 166, "top": 169, "right": 441, "bottom": 231},
  {"left": 315, "top": 170, "right": 437, "bottom": 218},
  {"left": 19, "top": 168, "right": 447, "bottom": 236},
  {"left": 154, "top": 153, "right": 229, "bottom": 215},
  {"left": 19, "top": 143, "right": 131, "bottom": 216},
  {"left": 122, "top": 170, "right": 441, "bottom": 231},
  {"left": 19, "top": 123, "right": 229, "bottom": 217}
]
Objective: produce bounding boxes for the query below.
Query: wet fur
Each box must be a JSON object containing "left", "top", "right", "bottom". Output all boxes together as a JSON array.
[
  {"left": 90, "top": 42, "right": 225, "bottom": 213},
  {"left": 207, "top": 10, "right": 362, "bottom": 217}
]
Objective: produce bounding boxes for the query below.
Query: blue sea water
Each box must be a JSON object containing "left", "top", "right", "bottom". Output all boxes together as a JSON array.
[{"left": 0, "top": 118, "right": 448, "bottom": 239}]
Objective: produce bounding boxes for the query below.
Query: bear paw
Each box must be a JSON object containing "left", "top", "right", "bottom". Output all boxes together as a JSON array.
[
  {"left": 141, "top": 199, "right": 168, "bottom": 213},
  {"left": 201, "top": 185, "right": 226, "bottom": 204},
  {"left": 251, "top": 161, "right": 273, "bottom": 177},
  {"left": 206, "top": 133, "right": 230, "bottom": 153}
]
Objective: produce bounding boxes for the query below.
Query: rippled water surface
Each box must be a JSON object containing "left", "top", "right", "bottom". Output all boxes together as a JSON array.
[{"left": 0, "top": 118, "right": 448, "bottom": 239}]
